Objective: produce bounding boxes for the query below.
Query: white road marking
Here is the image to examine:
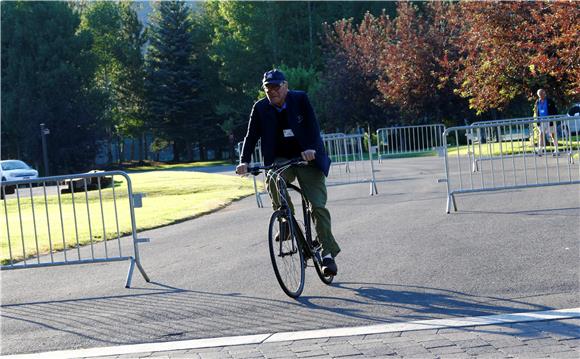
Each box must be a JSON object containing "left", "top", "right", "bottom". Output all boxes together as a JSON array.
[{"left": 5, "top": 307, "right": 579, "bottom": 359}]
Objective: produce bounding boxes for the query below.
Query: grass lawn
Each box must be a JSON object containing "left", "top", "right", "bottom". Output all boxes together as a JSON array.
[
  {"left": 377, "top": 150, "right": 438, "bottom": 159},
  {"left": 448, "top": 140, "right": 580, "bottom": 157},
  {"left": 127, "top": 160, "right": 232, "bottom": 171},
  {"left": 1, "top": 167, "right": 257, "bottom": 265}
]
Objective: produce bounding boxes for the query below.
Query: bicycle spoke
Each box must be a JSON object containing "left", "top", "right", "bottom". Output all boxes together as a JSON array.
[{"left": 268, "top": 211, "right": 304, "bottom": 298}]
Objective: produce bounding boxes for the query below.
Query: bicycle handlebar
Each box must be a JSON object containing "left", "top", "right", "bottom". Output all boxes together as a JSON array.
[{"left": 247, "top": 157, "right": 308, "bottom": 176}]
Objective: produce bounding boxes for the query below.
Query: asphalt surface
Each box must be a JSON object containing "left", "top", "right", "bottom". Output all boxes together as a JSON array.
[
  {"left": 32, "top": 316, "right": 580, "bottom": 358},
  {"left": 1, "top": 157, "right": 579, "bottom": 356}
]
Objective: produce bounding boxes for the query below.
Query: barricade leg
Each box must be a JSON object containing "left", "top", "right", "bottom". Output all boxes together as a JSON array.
[
  {"left": 136, "top": 259, "right": 150, "bottom": 283},
  {"left": 253, "top": 176, "right": 263, "bottom": 208},
  {"left": 125, "top": 257, "right": 136, "bottom": 288},
  {"left": 369, "top": 181, "right": 378, "bottom": 196},
  {"left": 446, "top": 193, "right": 457, "bottom": 214},
  {"left": 125, "top": 258, "right": 151, "bottom": 288}
]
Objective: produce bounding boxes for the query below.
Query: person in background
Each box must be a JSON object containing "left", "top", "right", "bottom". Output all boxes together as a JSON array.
[{"left": 533, "top": 89, "right": 559, "bottom": 156}]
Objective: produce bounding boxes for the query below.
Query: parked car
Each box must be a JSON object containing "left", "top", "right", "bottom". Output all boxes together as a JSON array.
[
  {"left": 0, "top": 160, "right": 39, "bottom": 198},
  {"left": 565, "top": 103, "right": 580, "bottom": 135}
]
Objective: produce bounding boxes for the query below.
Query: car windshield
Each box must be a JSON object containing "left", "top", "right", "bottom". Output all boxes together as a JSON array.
[{"left": 1, "top": 160, "right": 30, "bottom": 171}]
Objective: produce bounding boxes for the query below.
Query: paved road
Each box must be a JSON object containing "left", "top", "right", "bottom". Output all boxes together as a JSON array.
[
  {"left": 30, "top": 316, "right": 580, "bottom": 358},
  {"left": 1, "top": 157, "right": 579, "bottom": 355}
]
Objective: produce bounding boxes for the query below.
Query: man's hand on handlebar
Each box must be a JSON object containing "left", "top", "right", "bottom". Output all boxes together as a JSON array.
[
  {"left": 235, "top": 163, "right": 248, "bottom": 175},
  {"left": 301, "top": 149, "right": 316, "bottom": 162}
]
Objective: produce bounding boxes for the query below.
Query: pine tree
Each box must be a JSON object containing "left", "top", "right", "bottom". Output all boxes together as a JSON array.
[
  {"left": 1, "top": 1, "right": 102, "bottom": 173},
  {"left": 144, "top": 1, "right": 202, "bottom": 162}
]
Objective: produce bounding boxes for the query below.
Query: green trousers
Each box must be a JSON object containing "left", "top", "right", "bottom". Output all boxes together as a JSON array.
[{"left": 266, "top": 160, "right": 341, "bottom": 258}]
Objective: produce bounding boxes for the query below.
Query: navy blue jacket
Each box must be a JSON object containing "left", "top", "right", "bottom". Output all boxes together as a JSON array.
[{"left": 241, "top": 90, "right": 331, "bottom": 177}]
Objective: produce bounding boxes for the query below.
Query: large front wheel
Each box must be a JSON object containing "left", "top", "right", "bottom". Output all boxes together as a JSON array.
[{"left": 268, "top": 211, "right": 305, "bottom": 298}]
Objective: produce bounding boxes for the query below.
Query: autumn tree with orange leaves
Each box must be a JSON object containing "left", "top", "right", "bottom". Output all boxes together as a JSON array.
[
  {"left": 322, "top": 1, "right": 579, "bottom": 128},
  {"left": 453, "top": 1, "right": 579, "bottom": 114}
]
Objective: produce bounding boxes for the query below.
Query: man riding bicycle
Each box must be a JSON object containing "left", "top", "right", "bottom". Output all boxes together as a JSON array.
[{"left": 235, "top": 69, "right": 340, "bottom": 276}]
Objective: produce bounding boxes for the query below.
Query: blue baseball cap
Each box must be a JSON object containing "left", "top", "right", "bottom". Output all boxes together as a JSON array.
[{"left": 262, "top": 69, "right": 286, "bottom": 85}]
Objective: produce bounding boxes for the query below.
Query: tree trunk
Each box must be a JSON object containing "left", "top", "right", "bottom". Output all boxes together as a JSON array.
[
  {"left": 116, "top": 137, "right": 122, "bottom": 164},
  {"left": 130, "top": 139, "right": 136, "bottom": 161},
  {"left": 172, "top": 141, "right": 179, "bottom": 162},
  {"left": 107, "top": 127, "right": 114, "bottom": 164},
  {"left": 308, "top": 1, "right": 313, "bottom": 63},
  {"left": 140, "top": 132, "right": 146, "bottom": 161}
]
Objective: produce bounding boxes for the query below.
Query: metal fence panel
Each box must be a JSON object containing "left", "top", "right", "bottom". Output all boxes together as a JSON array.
[
  {"left": 1, "top": 171, "right": 150, "bottom": 287},
  {"left": 443, "top": 116, "right": 580, "bottom": 213},
  {"left": 322, "top": 133, "right": 378, "bottom": 195},
  {"left": 237, "top": 140, "right": 266, "bottom": 207},
  {"left": 238, "top": 133, "right": 379, "bottom": 208},
  {"left": 376, "top": 124, "right": 445, "bottom": 161}
]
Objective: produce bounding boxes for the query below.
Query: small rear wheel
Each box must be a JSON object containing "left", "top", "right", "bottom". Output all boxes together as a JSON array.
[{"left": 268, "top": 211, "right": 305, "bottom": 298}]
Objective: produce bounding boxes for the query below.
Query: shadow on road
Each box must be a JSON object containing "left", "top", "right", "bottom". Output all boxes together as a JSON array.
[
  {"left": 3, "top": 280, "right": 576, "bottom": 355},
  {"left": 297, "top": 282, "right": 551, "bottom": 319}
]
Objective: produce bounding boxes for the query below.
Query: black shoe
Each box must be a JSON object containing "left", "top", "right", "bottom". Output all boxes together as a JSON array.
[
  {"left": 275, "top": 221, "right": 291, "bottom": 242},
  {"left": 321, "top": 257, "right": 337, "bottom": 276}
]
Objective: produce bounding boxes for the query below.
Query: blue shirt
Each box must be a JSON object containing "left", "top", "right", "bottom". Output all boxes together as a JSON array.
[
  {"left": 538, "top": 100, "right": 548, "bottom": 117},
  {"left": 270, "top": 101, "right": 287, "bottom": 112}
]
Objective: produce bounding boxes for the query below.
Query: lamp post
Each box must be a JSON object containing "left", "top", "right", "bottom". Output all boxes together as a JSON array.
[{"left": 40, "top": 123, "right": 50, "bottom": 177}]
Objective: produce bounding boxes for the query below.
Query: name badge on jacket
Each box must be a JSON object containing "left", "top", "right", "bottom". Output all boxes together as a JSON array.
[{"left": 283, "top": 129, "right": 295, "bottom": 137}]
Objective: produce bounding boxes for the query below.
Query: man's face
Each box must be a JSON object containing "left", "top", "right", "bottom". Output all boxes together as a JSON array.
[{"left": 264, "top": 81, "right": 288, "bottom": 107}]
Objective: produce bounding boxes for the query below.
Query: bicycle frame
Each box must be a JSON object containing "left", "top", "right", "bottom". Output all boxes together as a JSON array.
[
  {"left": 270, "top": 169, "right": 321, "bottom": 262},
  {"left": 247, "top": 158, "right": 333, "bottom": 297}
]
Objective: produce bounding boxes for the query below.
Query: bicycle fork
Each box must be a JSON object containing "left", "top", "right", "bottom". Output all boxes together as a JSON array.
[
  {"left": 277, "top": 212, "right": 298, "bottom": 257},
  {"left": 301, "top": 200, "right": 323, "bottom": 264}
]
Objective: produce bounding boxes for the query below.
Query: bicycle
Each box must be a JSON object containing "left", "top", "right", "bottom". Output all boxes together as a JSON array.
[{"left": 247, "top": 158, "right": 334, "bottom": 298}]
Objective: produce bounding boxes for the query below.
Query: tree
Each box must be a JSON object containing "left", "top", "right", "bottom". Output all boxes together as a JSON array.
[
  {"left": 114, "top": 2, "right": 148, "bottom": 160},
  {"left": 200, "top": 0, "right": 398, "bottom": 137},
  {"left": 452, "top": 2, "right": 579, "bottom": 114},
  {"left": 320, "top": 13, "right": 390, "bottom": 131},
  {"left": 369, "top": 2, "right": 470, "bottom": 125},
  {"left": 144, "top": 1, "right": 205, "bottom": 162},
  {"left": 1, "top": 1, "right": 102, "bottom": 174},
  {"left": 80, "top": 1, "right": 147, "bottom": 163}
]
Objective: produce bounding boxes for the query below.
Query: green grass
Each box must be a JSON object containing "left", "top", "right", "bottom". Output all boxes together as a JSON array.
[
  {"left": 1, "top": 170, "right": 256, "bottom": 265},
  {"left": 448, "top": 140, "right": 580, "bottom": 157},
  {"left": 127, "top": 160, "right": 232, "bottom": 171},
  {"left": 328, "top": 151, "right": 437, "bottom": 162},
  {"left": 377, "top": 150, "right": 438, "bottom": 159}
]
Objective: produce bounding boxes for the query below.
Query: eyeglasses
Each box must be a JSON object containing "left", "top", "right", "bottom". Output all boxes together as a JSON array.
[{"left": 263, "top": 83, "right": 285, "bottom": 92}]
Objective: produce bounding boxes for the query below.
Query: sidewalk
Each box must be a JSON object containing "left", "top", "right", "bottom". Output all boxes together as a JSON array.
[{"left": 8, "top": 309, "right": 580, "bottom": 359}]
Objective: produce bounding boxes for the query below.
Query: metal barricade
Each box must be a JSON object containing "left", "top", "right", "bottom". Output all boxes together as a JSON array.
[
  {"left": 467, "top": 115, "right": 574, "bottom": 172},
  {"left": 443, "top": 116, "right": 580, "bottom": 213},
  {"left": 238, "top": 132, "right": 379, "bottom": 208},
  {"left": 238, "top": 140, "right": 266, "bottom": 208},
  {"left": 376, "top": 124, "right": 445, "bottom": 162},
  {"left": 322, "top": 133, "right": 378, "bottom": 195},
  {"left": 0, "top": 171, "right": 150, "bottom": 287}
]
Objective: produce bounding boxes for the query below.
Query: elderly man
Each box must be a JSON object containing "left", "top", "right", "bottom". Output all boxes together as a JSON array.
[{"left": 236, "top": 69, "right": 340, "bottom": 276}]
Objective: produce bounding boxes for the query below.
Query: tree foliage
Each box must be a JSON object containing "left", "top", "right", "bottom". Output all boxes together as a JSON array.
[
  {"left": 144, "top": 1, "right": 206, "bottom": 161},
  {"left": 80, "top": 1, "right": 148, "bottom": 162},
  {"left": 1, "top": 1, "right": 102, "bottom": 173},
  {"left": 2, "top": 1, "right": 577, "bottom": 167},
  {"left": 452, "top": 1, "right": 579, "bottom": 113},
  {"left": 323, "top": 1, "right": 578, "bottom": 125}
]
